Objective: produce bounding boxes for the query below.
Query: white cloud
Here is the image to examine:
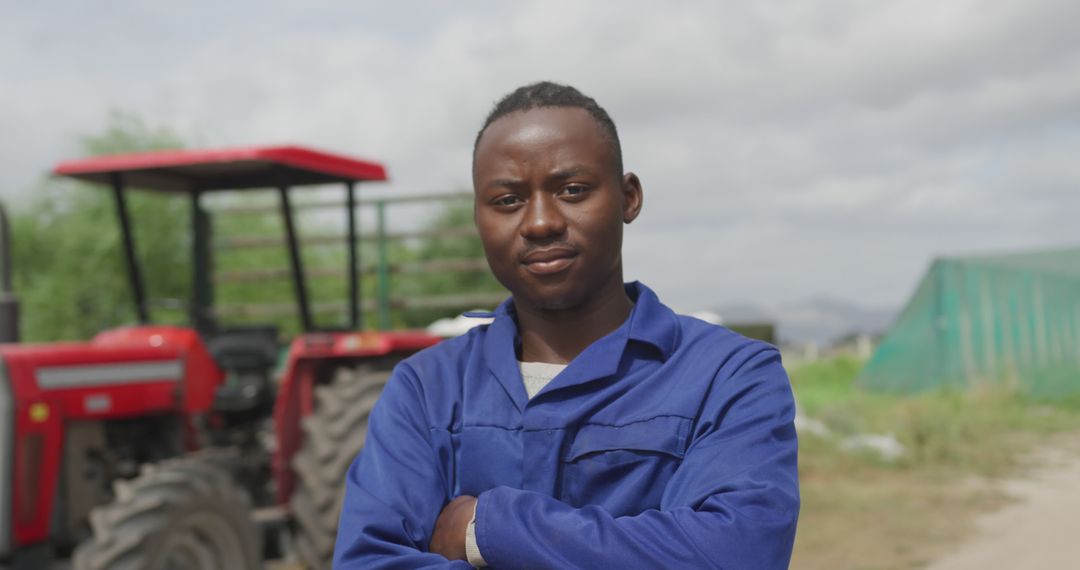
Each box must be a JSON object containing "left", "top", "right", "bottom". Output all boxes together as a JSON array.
[{"left": 2, "top": 0, "right": 1078, "bottom": 310}]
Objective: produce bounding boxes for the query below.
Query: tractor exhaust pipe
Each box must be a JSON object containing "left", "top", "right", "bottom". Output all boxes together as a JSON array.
[{"left": 0, "top": 201, "right": 18, "bottom": 343}]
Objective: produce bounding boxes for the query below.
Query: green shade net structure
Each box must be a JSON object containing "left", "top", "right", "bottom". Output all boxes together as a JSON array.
[{"left": 860, "top": 247, "right": 1080, "bottom": 397}]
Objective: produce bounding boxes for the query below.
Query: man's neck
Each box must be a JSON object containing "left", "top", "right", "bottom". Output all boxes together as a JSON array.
[{"left": 515, "top": 279, "right": 633, "bottom": 364}]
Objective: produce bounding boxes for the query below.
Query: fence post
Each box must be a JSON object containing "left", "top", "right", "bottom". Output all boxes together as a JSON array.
[{"left": 376, "top": 199, "right": 391, "bottom": 330}]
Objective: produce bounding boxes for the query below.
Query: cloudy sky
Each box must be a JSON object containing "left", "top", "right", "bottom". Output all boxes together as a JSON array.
[{"left": 3, "top": 0, "right": 1079, "bottom": 313}]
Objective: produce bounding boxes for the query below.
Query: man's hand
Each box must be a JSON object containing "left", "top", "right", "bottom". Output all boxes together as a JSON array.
[{"left": 430, "top": 495, "right": 478, "bottom": 561}]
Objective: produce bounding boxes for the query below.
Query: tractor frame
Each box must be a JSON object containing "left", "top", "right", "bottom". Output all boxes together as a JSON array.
[{"left": 0, "top": 145, "right": 447, "bottom": 569}]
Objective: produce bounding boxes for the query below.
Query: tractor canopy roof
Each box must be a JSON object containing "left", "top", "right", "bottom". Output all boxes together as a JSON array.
[{"left": 53, "top": 145, "right": 388, "bottom": 193}]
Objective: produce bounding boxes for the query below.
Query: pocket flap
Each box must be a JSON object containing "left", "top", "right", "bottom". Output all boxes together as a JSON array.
[{"left": 563, "top": 416, "right": 689, "bottom": 462}]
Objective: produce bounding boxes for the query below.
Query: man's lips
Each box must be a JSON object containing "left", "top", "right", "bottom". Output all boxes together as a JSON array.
[{"left": 521, "top": 247, "right": 578, "bottom": 275}]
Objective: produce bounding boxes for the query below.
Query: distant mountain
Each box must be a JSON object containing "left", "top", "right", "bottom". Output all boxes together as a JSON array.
[{"left": 716, "top": 297, "right": 897, "bottom": 346}]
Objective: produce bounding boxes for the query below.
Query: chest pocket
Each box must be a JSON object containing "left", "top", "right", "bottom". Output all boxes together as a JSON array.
[
  {"left": 455, "top": 426, "right": 523, "bottom": 496},
  {"left": 559, "top": 416, "right": 690, "bottom": 517}
]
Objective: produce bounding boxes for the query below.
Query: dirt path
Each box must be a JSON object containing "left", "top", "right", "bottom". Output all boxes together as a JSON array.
[{"left": 925, "top": 437, "right": 1080, "bottom": 570}]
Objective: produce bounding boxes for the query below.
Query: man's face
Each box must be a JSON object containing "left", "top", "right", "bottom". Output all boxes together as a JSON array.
[{"left": 473, "top": 107, "right": 642, "bottom": 311}]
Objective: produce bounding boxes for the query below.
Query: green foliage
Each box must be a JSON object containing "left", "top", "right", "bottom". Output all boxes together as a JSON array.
[
  {"left": 205, "top": 194, "right": 502, "bottom": 335},
  {"left": 9, "top": 112, "right": 500, "bottom": 342},
  {"left": 208, "top": 190, "right": 311, "bottom": 335},
  {"left": 12, "top": 112, "right": 190, "bottom": 341},
  {"left": 80, "top": 111, "right": 186, "bottom": 156},
  {"left": 391, "top": 200, "right": 504, "bottom": 328},
  {"left": 787, "top": 356, "right": 864, "bottom": 416}
]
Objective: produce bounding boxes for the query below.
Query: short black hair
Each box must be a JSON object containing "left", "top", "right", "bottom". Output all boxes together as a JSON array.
[{"left": 474, "top": 81, "right": 623, "bottom": 175}]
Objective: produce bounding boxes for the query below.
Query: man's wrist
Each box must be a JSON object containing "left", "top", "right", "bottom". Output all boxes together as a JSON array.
[{"left": 431, "top": 495, "right": 476, "bottom": 561}]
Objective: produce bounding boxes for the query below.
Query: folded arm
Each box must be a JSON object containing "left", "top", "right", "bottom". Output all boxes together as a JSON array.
[
  {"left": 334, "top": 363, "right": 471, "bottom": 569},
  {"left": 336, "top": 348, "right": 799, "bottom": 569}
]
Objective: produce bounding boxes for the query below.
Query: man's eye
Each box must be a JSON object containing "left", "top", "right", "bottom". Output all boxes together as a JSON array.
[
  {"left": 495, "top": 195, "right": 521, "bottom": 207},
  {"left": 562, "top": 185, "right": 588, "bottom": 197}
]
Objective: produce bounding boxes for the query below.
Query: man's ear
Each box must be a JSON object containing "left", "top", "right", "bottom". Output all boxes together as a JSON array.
[{"left": 621, "top": 172, "right": 643, "bottom": 224}]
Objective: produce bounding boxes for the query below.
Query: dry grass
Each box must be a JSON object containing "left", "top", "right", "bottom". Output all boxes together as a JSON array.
[
  {"left": 793, "top": 447, "right": 1009, "bottom": 569},
  {"left": 787, "top": 357, "right": 1080, "bottom": 570}
]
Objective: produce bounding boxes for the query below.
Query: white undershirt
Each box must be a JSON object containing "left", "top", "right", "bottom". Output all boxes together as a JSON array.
[
  {"left": 519, "top": 361, "right": 569, "bottom": 399},
  {"left": 465, "top": 360, "right": 568, "bottom": 567}
]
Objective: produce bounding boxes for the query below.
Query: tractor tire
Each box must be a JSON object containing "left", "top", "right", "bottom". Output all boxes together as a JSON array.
[
  {"left": 72, "top": 450, "right": 261, "bottom": 570},
  {"left": 291, "top": 366, "right": 389, "bottom": 570}
]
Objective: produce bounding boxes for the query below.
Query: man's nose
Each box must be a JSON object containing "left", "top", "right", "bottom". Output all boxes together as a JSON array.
[{"left": 520, "top": 192, "right": 567, "bottom": 240}]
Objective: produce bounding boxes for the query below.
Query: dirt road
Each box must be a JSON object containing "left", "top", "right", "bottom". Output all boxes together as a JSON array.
[{"left": 925, "top": 437, "right": 1080, "bottom": 569}]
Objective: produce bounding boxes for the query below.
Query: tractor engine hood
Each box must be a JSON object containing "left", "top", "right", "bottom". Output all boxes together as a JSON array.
[{"left": 0, "top": 325, "right": 224, "bottom": 551}]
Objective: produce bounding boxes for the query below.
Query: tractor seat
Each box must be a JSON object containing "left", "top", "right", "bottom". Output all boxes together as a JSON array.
[
  {"left": 207, "top": 325, "right": 279, "bottom": 371},
  {"left": 207, "top": 326, "right": 279, "bottom": 413}
]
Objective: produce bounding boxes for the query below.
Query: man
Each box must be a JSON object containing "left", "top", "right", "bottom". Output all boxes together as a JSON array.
[{"left": 335, "top": 82, "right": 799, "bottom": 569}]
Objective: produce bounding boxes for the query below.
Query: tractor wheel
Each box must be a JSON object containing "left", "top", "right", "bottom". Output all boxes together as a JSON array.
[
  {"left": 291, "top": 366, "right": 389, "bottom": 570},
  {"left": 72, "top": 450, "right": 261, "bottom": 570}
]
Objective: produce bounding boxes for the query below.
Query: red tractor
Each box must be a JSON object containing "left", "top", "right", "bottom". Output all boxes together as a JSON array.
[{"left": 0, "top": 146, "right": 451, "bottom": 569}]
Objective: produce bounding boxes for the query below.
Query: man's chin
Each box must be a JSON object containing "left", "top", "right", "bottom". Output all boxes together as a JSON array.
[{"left": 512, "top": 289, "right": 583, "bottom": 313}]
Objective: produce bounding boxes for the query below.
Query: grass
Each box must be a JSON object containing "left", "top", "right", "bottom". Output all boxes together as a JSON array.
[{"left": 788, "top": 356, "right": 1080, "bottom": 569}]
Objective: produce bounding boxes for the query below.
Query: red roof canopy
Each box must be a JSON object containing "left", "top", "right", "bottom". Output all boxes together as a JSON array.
[{"left": 53, "top": 145, "right": 389, "bottom": 193}]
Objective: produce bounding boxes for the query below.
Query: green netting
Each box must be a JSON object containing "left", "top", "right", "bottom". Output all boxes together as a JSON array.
[{"left": 859, "top": 247, "right": 1080, "bottom": 397}]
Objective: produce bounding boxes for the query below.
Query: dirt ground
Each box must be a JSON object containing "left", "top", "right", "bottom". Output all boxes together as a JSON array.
[{"left": 925, "top": 436, "right": 1080, "bottom": 569}]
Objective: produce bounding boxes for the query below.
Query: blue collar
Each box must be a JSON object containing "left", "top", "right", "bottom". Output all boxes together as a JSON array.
[
  {"left": 623, "top": 282, "right": 681, "bottom": 359},
  {"left": 481, "top": 282, "right": 681, "bottom": 411}
]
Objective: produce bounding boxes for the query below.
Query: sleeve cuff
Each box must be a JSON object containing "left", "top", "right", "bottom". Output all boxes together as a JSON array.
[{"left": 465, "top": 500, "right": 487, "bottom": 567}]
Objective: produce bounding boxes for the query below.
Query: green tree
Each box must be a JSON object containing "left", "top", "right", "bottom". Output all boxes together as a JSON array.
[
  {"left": 11, "top": 112, "right": 190, "bottom": 341},
  {"left": 8, "top": 113, "right": 502, "bottom": 342},
  {"left": 392, "top": 199, "right": 505, "bottom": 328}
]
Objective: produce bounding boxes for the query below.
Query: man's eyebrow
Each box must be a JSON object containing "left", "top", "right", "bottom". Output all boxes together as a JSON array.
[
  {"left": 486, "top": 178, "right": 527, "bottom": 190},
  {"left": 483, "top": 167, "right": 594, "bottom": 190},
  {"left": 550, "top": 166, "right": 592, "bottom": 180}
]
